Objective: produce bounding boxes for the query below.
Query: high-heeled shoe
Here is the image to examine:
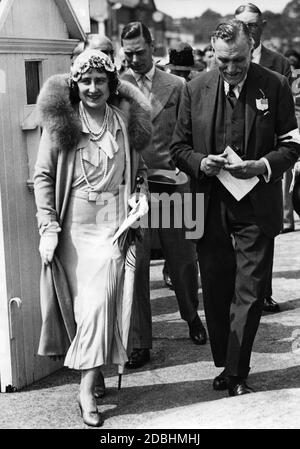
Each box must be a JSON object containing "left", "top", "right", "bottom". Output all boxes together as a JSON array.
[
  {"left": 94, "top": 371, "right": 106, "bottom": 399},
  {"left": 77, "top": 395, "right": 103, "bottom": 427}
]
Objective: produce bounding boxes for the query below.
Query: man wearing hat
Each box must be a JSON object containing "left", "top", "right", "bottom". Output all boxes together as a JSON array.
[
  {"left": 120, "top": 21, "right": 207, "bottom": 369},
  {"left": 165, "top": 41, "right": 205, "bottom": 81},
  {"left": 162, "top": 42, "right": 204, "bottom": 288}
]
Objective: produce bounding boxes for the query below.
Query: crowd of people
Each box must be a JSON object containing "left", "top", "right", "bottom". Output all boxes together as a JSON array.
[{"left": 33, "top": 2, "right": 300, "bottom": 427}]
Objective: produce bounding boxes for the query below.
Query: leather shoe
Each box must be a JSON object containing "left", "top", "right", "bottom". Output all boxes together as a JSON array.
[
  {"left": 213, "top": 372, "right": 229, "bottom": 391},
  {"left": 163, "top": 266, "right": 174, "bottom": 290},
  {"left": 188, "top": 315, "right": 207, "bottom": 345},
  {"left": 125, "top": 348, "right": 150, "bottom": 369},
  {"left": 263, "top": 296, "right": 280, "bottom": 313},
  {"left": 228, "top": 380, "right": 254, "bottom": 397},
  {"left": 77, "top": 395, "right": 103, "bottom": 427}
]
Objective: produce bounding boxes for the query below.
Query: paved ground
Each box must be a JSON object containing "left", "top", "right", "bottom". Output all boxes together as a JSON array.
[{"left": 0, "top": 220, "right": 300, "bottom": 429}]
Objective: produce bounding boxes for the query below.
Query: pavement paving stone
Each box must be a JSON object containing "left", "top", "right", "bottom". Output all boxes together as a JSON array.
[{"left": 0, "top": 221, "right": 299, "bottom": 429}]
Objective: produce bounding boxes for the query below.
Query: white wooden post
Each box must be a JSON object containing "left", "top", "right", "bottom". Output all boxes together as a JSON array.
[{"left": 0, "top": 185, "right": 13, "bottom": 392}]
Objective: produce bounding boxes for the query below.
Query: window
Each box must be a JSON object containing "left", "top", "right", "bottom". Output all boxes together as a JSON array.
[
  {"left": 90, "top": 19, "right": 98, "bottom": 34},
  {"left": 25, "top": 61, "right": 41, "bottom": 105}
]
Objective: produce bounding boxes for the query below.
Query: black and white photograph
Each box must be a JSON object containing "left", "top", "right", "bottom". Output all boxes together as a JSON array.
[{"left": 0, "top": 0, "right": 300, "bottom": 434}]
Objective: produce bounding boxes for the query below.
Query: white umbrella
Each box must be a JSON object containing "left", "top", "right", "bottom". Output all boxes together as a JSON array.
[
  {"left": 116, "top": 176, "right": 146, "bottom": 389},
  {"left": 118, "top": 242, "right": 136, "bottom": 390}
]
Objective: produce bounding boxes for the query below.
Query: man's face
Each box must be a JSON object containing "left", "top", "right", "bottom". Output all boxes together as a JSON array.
[
  {"left": 204, "top": 49, "right": 215, "bottom": 70},
  {"left": 122, "top": 35, "right": 154, "bottom": 74},
  {"left": 212, "top": 34, "right": 252, "bottom": 86},
  {"left": 235, "top": 11, "right": 265, "bottom": 48},
  {"left": 288, "top": 55, "right": 300, "bottom": 70}
]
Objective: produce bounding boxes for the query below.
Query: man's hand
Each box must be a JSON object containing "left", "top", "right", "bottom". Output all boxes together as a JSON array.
[
  {"left": 224, "top": 160, "right": 266, "bottom": 179},
  {"left": 200, "top": 153, "right": 228, "bottom": 176}
]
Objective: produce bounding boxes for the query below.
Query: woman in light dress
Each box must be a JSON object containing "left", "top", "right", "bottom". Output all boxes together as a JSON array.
[{"left": 34, "top": 50, "right": 151, "bottom": 426}]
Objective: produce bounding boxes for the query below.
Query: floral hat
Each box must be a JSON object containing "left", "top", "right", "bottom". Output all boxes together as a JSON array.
[{"left": 70, "top": 49, "right": 116, "bottom": 82}]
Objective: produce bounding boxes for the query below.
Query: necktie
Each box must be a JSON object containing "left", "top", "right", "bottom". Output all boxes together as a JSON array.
[
  {"left": 139, "top": 75, "right": 150, "bottom": 98},
  {"left": 227, "top": 84, "right": 237, "bottom": 108}
]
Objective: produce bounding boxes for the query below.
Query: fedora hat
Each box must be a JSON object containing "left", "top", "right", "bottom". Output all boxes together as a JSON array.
[
  {"left": 147, "top": 169, "right": 188, "bottom": 193},
  {"left": 148, "top": 168, "right": 188, "bottom": 185},
  {"left": 165, "top": 42, "right": 204, "bottom": 71}
]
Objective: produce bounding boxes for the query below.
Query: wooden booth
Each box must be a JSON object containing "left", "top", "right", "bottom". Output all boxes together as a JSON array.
[{"left": 0, "top": 0, "right": 85, "bottom": 392}]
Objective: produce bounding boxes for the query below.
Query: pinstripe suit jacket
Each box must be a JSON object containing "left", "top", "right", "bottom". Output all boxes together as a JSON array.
[{"left": 122, "top": 67, "right": 185, "bottom": 170}]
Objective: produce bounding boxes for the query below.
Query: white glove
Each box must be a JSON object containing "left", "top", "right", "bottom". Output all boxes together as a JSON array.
[
  {"left": 39, "top": 232, "right": 58, "bottom": 265},
  {"left": 128, "top": 192, "right": 149, "bottom": 229},
  {"left": 289, "top": 161, "right": 300, "bottom": 193},
  {"left": 294, "top": 161, "right": 300, "bottom": 176}
]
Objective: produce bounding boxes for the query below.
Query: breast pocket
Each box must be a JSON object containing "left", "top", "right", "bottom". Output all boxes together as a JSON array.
[{"left": 164, "top": 101, "right": 176, "bottom": 110}]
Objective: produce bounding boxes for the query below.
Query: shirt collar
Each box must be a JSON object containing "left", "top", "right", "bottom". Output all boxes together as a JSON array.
[
  {"left": 129, "top": 64, "right": 155, "bottom": 83},
  {"left": 224, "top": 75, "right": 247, "bottom": 99},
  {"left": 251, "top": 42, "right": 262, "bottom": 64}
]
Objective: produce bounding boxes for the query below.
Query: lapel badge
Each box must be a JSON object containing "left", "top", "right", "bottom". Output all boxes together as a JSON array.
[
  {"left": 256, "top": 88, "right": 269, "bottom": 113},
  {"left": 256, "top": 97, "right": 269, "bottom": 111}
]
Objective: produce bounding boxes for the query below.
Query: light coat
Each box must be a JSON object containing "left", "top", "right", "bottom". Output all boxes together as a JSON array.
[{"left": 34, "top": 74, "right": 152, "bottom": 355}]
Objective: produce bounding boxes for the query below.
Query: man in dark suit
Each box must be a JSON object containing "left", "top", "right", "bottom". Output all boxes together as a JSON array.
[
  {"left": 170, "top": 19, "right": 300, "bottom": 395},
  {"left": 235, "top": 3, "right": 293, "bottom": 313},
  {"left": 120, "top": 22, "right": 207, "bottom": 369}
]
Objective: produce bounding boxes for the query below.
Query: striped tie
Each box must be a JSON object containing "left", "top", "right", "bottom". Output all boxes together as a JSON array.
[
  {"left": 227, "top": 85, "right": 237, "bottom": 108},
  {"left": 139, "top": 75, "right": 150, "bottom": 98}
]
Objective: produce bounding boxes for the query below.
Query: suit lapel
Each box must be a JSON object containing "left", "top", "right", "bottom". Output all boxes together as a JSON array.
[
  {"left": 150, "top": 68, "right": 178, "bottom": 120},
  {"left": 203, "top": 70, "right": 220, "bottom": 153},
  {"left": 122, "top": 68, "right": 175, "bottom": 120},
  {"left": 245, "top": 63, "right": 263, "bottom": 154},
  {"left": 259, "top": 45, "right": 273, "bottom": 70},
  {"left": 121, "top": 71, "right": 139, "bottom": 88}
]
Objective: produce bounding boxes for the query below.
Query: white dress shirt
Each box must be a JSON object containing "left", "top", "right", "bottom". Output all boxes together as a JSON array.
[
  {"left": 129, "top": 64, "right": 156, "bottom": 98},
  {"left": 251, "top": 42, "right": 262, "bottom": 64}
]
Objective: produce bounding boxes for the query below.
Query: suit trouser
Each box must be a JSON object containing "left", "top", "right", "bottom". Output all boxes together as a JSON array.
[
  {"left": 265, "top": 172, "right": 294, "bottom": 298},
  {"left": 130, "top": 191, "right": 199, "bottom": 349},
  {"left": 197, "top": 181, "right": 274, "bottom": 378},
  {"left": 283, "top": 168, "right": 295, "bottom": 228}
]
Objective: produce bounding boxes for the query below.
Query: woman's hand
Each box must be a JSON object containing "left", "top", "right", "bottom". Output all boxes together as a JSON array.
[
  {"left": 39, "top": 233, "right": 58, "bottom": 265},
  {"left": 294, "top": 161, "right": 300, "bottom": 176}
]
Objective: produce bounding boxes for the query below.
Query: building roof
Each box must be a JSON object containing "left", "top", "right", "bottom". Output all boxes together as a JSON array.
[{"left": 0, "top": 0, "right": 86, "bottom": 39}]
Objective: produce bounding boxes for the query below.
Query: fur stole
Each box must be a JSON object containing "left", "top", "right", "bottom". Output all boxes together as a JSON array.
[{"left": 36, "top": 73, "right": 152, "bottom": 153}]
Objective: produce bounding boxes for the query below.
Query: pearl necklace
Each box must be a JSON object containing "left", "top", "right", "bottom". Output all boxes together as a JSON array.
[
  {"left": 79, "top": 102, "right": 109, "bottom": 142},
  {"left": 79, "top": 148, "right": 109, "bottom": 192},
  {"left": 79, "top": 103, "right": 110, "bottom": 191}
]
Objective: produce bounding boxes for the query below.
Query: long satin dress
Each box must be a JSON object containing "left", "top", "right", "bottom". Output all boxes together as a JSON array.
[{"left": 60, "top": 105, "right": 128, "bottom": 370}]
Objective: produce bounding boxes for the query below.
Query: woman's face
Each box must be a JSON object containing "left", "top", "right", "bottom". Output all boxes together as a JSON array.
[{"left": 77, "top": 68, "right": 110, "bottom": 109}]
